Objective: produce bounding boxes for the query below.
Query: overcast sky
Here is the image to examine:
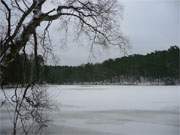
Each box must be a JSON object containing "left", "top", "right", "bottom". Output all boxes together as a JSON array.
[{"left": 49, "top": 0, "right": 180, "bottom": 66}]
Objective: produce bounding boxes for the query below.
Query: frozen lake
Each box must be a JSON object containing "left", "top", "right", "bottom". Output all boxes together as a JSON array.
[
  {"left": 46, "top": 85, "right": 180, "bottom": 135},
  {"left": 1, "top": 85, "right": 180, "bottom": 135}
]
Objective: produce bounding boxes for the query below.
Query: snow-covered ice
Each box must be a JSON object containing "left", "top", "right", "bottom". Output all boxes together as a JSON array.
[
  {"left": 45, "top": 85, "right": 180, "bottom": 135},
  {"left": 0, "top": 85, "right": 180, "bottom": 135}
]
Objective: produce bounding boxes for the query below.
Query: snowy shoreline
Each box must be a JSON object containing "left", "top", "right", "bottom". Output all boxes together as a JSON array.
[{"left": 2, "top": 82, "right": 180, "bottom": 89}]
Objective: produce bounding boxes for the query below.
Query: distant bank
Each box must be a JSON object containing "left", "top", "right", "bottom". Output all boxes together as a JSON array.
[{"left": 3, "top": 46, "right": 180, "bottom": 86}]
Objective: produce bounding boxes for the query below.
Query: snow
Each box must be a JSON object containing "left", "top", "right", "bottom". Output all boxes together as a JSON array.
[
  {"left": 45, "top": 85, "right": 180, "bottom": 135},
  {"left": 0, "top": 85, "right": 180, "bottom": 135}
]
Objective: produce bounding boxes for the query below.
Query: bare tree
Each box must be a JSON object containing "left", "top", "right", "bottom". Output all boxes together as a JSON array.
[
  {"left": 0, "top": 0, "right": 127, "bottom": 71},
  {"left": 0, "top": 0, "right": 127, "bottom": 134}
]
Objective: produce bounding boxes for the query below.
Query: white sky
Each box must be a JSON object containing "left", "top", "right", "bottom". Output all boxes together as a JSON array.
[{"left": 48, "top": 0, "right": 180, "bottom": 66}]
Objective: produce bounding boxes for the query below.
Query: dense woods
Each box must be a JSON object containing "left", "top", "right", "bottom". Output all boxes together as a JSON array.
[
  {"left": 3, "top": 54, "right": 44, "bottom": 85},
  {"left": 3, "top": 46, "right": 180, "bottom": 85}
]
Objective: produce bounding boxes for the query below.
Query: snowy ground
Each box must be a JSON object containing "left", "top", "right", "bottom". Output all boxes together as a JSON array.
[{"left": 1, "top": 85, "right": 180, "bottom": 135}]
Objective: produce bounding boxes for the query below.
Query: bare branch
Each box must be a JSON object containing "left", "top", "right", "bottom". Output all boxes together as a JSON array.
[{"left": 1, "top": 0, "right": 11, "bottom": 38}]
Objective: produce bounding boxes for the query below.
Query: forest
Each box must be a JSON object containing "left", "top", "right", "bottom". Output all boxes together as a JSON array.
[{"left": 3, "top": 46, "right": 180, "bottom": 85}]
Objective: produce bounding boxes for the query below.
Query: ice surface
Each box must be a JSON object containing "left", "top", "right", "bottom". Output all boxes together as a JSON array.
[
  {"left": 45, "top": 85, "right": 180, "bottom": 135},
  {"left": 1, "top": 85, "right": 180, "bottom": 135}
]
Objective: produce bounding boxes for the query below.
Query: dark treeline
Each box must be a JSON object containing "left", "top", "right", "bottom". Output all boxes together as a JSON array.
[
  {"left": 3, "top": 54, "right": 44, "bottom": 85},
  {"left": 42, "top": 46, "right": 180, "bottom": 85},
  {"left": 3, "top": 46, "right": 180, "bottom": 85}
]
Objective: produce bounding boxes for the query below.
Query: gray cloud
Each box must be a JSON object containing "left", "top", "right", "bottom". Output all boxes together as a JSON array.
[
  {"left": 121, "top": 0, "right": 180, "bottom": 54},
  {"left": 48, "top": 0, "right": 180, "bottom": 66}
]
